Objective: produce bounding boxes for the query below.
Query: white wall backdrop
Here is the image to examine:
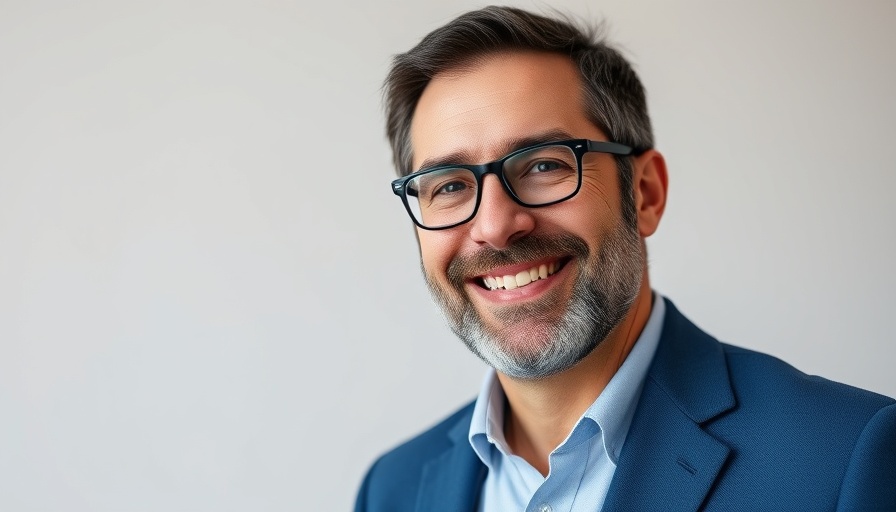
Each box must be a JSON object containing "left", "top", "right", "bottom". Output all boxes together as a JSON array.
[{"left": 1, "top": 0, "right": 893, "bottom": 510}]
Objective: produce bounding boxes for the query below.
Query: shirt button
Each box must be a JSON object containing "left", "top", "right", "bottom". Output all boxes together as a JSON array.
[{"left": 539, "top": 505, "right": 552, "bottom": 512}]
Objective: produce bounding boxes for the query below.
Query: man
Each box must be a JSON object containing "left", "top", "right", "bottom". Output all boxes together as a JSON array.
[{"left": 356, "top": 6, "right": 895, "bottom": 512}]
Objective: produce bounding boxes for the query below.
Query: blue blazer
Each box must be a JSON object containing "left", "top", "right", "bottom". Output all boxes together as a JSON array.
[{"left": 355, "top": 300, "right": 896, "bottom": 511}]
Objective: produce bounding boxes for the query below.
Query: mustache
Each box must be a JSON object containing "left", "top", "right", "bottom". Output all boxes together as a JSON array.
[{"left": 446, "top": 234, "right": 590, "bottom": 289}]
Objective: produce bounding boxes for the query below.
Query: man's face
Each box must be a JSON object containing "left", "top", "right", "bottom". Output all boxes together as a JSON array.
[{"left": 409, "top": 51, "right": 644, "bottom": 379}]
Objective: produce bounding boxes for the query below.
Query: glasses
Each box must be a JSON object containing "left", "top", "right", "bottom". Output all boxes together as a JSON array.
[{"left": 391, "top": 139, "right": 634, "bottom": 230}]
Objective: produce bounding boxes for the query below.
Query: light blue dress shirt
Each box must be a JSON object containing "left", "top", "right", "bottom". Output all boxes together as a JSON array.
[{"left": 468, "top": 294, "right": 666, "bottom": 512}]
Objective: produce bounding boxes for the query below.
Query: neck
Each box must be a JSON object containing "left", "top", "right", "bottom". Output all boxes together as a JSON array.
[{"left": 498, "top": 273, "right": 654, "bottom": 476}]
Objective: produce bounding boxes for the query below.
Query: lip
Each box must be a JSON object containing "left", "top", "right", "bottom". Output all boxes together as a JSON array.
[{"left": 466, "top": 256, "right": 572, "bottom": 303}]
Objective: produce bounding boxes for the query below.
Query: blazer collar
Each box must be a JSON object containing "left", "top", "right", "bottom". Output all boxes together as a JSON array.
[{"left": 602, "top": 298, "right": 736, "bottom": 511}]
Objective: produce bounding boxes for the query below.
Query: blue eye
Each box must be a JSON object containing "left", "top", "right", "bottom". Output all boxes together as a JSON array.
[
  {"left": 532, "top": 161, "right": 562, "bottom": 173},
  {"left": 435, "top": 181, "right": 468, "bottom": 195}
]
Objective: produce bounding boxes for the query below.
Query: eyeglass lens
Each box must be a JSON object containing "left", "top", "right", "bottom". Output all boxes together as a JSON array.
[{"left": 405, "top": 144, "right": 579, "bottom": 229}]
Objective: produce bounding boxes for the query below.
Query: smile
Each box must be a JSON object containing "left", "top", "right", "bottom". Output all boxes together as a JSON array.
[{"left": 479, "top": 259, "right": 567, "bottom": 291}]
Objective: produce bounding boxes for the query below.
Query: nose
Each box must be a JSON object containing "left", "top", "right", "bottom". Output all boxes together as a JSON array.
[{"left": 469, "top": 175, "right": 535, "bottom": 249}]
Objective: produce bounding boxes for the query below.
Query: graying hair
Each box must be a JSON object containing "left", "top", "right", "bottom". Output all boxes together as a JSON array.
[{"left": 383, "top": 5, "right": 655, "bottom": 185}]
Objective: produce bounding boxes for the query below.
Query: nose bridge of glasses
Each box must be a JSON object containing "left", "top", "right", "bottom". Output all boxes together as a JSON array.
[
  {"left": 477, "top": 172, "right": 519, "bottom": 211},
  {"left": 475, "top": 160, "right": 505, "bottom": 179},
  {"left": 476, "top": 159, "right": 516, "bottom": 198}
]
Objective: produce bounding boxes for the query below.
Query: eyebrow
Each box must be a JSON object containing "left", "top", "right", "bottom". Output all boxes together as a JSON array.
[{"left": 415, "top": 129, "right": 578, "bottom": 171}]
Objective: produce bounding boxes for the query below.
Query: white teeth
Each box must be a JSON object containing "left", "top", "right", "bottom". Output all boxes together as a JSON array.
[
  {"left": 503, "top": 275, "right": 518, "bottom": 290},
  {"left": 482, "top": 261, "right": 561, "bottom": 290}
]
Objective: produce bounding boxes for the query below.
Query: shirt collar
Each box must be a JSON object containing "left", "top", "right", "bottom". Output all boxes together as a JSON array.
[{"left": 468, "top": 293, "right": 666, "bottom": 467}]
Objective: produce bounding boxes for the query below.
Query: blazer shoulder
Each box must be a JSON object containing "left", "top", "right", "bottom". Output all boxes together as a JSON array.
[
  {"left": 712, "top": 340, "right": 894, "bottom": 474},
  {"left": 374, "top": 400, "right": 476, "bottom": 470},
  {"left": 701, "top": 343, "right": 896, "bottom": 510},
  {"left": 661, "top": 299, "right": 893, "bottom": 414},
  {"left": 720, "top": 342, "right": 894, "bottom": 415},
  {"left": 355, "top": 400, "right": 477, "bottom": 511}
]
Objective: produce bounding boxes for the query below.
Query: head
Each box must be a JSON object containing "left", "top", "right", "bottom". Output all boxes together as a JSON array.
[{"left": 384, "top": 7, "right": 667, "bottom": 379}]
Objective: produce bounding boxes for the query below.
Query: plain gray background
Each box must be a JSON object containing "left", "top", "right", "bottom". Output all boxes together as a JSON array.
[{"left": 1, "top": 0, "right": 894, "bottom": 510}]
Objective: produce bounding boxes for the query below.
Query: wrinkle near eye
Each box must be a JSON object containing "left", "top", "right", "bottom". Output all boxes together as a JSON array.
[{"left": 578, "top": 177, "right": 614, "bottom": 213}]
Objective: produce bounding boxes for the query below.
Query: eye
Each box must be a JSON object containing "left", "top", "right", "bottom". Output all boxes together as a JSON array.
[
  {"left": 531, "top": 160, "right": 563, "bottom": 173},
  {"left": 435, "top": 181, "right": 468, "bottom": 195},
  {"left": 411, "top": 169, "right": 476, "bottom": 206}
]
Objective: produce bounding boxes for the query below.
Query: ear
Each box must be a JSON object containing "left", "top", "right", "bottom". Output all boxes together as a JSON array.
[{"left": 632, "top": 149, "right": 668, "bottom": 238}]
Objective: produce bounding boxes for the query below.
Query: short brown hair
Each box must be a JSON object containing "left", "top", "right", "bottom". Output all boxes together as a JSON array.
[{"left": 383, "top": 6, "right": 654, "bottom": 179}]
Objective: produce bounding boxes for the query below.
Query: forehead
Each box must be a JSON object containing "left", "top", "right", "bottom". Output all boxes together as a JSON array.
[{"left": 409, "top": 51, "right": 595, "bottom": 170}]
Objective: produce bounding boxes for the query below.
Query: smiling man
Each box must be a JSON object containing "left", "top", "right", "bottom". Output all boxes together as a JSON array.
[{"left": 356, "top": 7, "right": 896, "bottom": 512}]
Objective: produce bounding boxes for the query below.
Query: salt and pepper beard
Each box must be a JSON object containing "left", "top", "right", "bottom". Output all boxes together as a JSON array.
[{"left": 423, "top": 217, "right": 644, "bottom": 380}]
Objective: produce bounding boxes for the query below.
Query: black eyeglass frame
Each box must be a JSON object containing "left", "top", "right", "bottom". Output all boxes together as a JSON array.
[{"left": 390, "top": 139, "right": 635, "bottom": 230}]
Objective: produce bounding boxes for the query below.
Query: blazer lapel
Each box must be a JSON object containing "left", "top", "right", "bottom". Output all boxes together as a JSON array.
[
  {"left": 414, "top": 410, "right": 487, "bottom": 512},
  {"left": 603, "top": 299, "right": 736, "bottom": 512}
]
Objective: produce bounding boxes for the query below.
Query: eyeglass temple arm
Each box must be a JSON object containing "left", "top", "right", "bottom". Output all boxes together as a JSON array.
[{"left": 587, "top": 140, "right": 635, "bottom": 155}]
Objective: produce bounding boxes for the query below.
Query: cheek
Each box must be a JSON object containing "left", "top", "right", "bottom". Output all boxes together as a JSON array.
[
  {"left": 536, "top": 193, "right": 618, "bottom": 250},
  {"left": 418, "top": 231, "right": 462, "bottom": 275}
]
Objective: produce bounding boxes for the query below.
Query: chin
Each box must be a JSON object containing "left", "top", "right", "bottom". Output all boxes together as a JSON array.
[{"left": 453, "top": 308, "right": 599, "bottom": 380}]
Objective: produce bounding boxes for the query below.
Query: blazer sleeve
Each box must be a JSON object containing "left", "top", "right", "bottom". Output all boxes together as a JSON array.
[{"left": 836, "top": 402, "right": 896, "bottom": 512}]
